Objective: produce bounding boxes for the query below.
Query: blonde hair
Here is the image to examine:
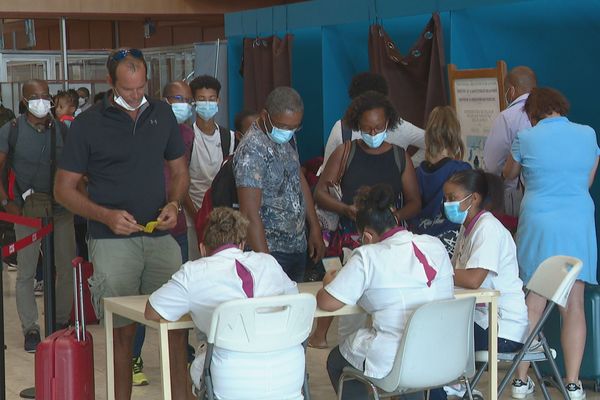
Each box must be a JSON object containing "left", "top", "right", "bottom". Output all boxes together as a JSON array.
[
  {"left": 424, "top": 106, "right": 465, "bottom": 162},
  {"left": 203, "top": 207, "right": 249, "bottom": 251}
]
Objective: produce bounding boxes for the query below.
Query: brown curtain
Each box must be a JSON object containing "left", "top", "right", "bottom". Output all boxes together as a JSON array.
[
  {"left": 369, "top": 14, "right": 447, "bottom": 128},
  {"left": 242, "top": 34, "right": 293, "bottom": 112}
]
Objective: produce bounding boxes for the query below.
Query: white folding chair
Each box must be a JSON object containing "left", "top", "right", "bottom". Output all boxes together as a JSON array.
[
  {"left": 199, "top": 293, "right": 317, "bottom": 400},
  {"left": 467, "top": 255, "right": 582, "bottom": 400},
  {"left": 337, "top": 297, "right": 477, "bottom": 400}
]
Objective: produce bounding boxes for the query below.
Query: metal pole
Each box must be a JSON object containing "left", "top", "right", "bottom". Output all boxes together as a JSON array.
[
  {"left": 59, "top": 17, "right": 68, "bottom": 90},
  {"left": 42, "top": 216, "right": 56, "bottom": 335},
  {"left": 113, "top": 21, "right": 120, "bottom": 48},
  {"left": 214, "top": 38, "right": 220, "bottom": 79},
  {"left": 19, "top": 217, "right": 54, "bottom": 399},
  {"left": 0, "top": 249, "right": 5, "bottom": 400}
]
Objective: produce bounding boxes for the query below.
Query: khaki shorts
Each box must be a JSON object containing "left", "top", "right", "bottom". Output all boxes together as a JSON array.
[{"left": 88, "top": 234, "right": 182, "bottom": 328}]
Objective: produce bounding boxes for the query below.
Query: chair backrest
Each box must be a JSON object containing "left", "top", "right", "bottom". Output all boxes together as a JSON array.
[
  {"left": 370, "top": 297, "right": 476, "bottom": 393},
  {"left": 526, "top": 256, "right": 582, "bottom": 307},
  {"left": 207, "top": 293, "right": 316, "bottom": 353}
]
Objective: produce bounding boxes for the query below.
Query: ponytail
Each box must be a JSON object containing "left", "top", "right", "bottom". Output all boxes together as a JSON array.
[
  {"left": 354, "top": 184, "right": 397, "bottom": 234},
  {"left": 447, "top": 169, "right": 504, "bottom": 212}
]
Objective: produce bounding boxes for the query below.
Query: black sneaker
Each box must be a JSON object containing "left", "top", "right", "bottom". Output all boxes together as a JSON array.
[{"left": 24, "top": 330, "right": 41, "bottom": 353}]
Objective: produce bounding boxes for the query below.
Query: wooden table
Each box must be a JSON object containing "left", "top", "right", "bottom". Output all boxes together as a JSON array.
[{"left": 104, "top": 284, "right": 499, "bottom": 400}]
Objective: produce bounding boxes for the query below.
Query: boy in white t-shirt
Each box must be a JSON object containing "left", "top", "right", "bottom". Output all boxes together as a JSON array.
[
  {"left": 184, "top": 75, "right": 236, "bottom": 261},
  {"left": 317, "top": 184, "right": 454, "bottom": 400},
  {"left": 145, "top": 208, "right": 301, "bottom": 400},
  {"left": 443, "top": 170, "right": 531, "bottom": 399}
]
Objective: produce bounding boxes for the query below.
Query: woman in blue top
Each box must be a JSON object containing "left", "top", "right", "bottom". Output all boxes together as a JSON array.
[
  {"left": 411, "top": 106, "right": 471, "bottom": 256},
  {"left": 504, "top": 87, "right": 599, "bottom": 400}
]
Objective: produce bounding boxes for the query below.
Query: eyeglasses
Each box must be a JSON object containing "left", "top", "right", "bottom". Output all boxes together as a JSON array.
[
  {"left": 25, "top": 94, "right": 52, "bottom": 101},
  {"left": 111, "top": 48, "right": 144, "bottom": 62},
  {"left": 267, "top": 113, "right": 302, "bottom": 133},
  {"left": 360, "top": 122, "right": 388, "bottom": 135},
  {"left": 166, "top": 95, "right": 193, "bottom": 105}
]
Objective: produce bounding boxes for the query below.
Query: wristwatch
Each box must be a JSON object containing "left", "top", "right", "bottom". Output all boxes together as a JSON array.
[{"left": 1, "top": 199, "right": 8, "bottom": 208}]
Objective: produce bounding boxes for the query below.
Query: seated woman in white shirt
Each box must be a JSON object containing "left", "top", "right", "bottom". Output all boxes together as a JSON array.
[
  {"left": 144, "top": 207, "right": 301, "bottom": 400},
  {"left": 443, "top": 169, "right": 531, "bottom": 398},
  {"left": 317, "top": 184, "right": 454, "bottom": 400}
]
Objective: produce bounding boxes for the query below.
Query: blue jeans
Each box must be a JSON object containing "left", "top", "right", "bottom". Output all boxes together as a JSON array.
[
  {"left": 327, "top": 346, "right": 424, "bottom": 400},
  {"left": 132, "top": 232, "right": 190, "bottom": 360},
  {"left": 474, "top": 323, "right": 524, "bottom": 352},
  {"left": 271, "top": 251, "right": 306, "bottom": 283}
]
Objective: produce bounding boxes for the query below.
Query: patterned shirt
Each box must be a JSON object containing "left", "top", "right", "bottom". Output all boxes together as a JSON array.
[{"left": 233, "top": 123, "right": 306, "bottom": 253}]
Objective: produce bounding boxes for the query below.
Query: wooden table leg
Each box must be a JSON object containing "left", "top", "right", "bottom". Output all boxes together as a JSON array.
[
  {"left": 105, "top": 308, "right": 115, "bottom": 400},
  {"left": 159, "top": 323, "right": 172, "bottom": 400},
  {"left": 488, "top": 296, "right": 498, "bottom": 400}
]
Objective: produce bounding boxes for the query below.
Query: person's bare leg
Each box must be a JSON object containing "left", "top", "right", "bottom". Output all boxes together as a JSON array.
[
  {"left": 559, "top": 281, "right": 586, "bottom": 384},
  {"left": 114, "top": 323, "right": 137, "bottom": 400},
  {"left": 515, "top": 292, "right": 547, "bottom": 380},
  {"left": 309, "top": 317, "right": 333, "bottom": 348},
  {"left": 169, "top": 329, "right": 192, "bottom": 399}
]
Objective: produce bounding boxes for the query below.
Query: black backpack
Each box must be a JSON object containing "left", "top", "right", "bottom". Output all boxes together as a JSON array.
[
  {"left": 194, "top": 134, "right": 297, "bottom": 242},
  {"left": 189, "top": 125, "right": 233, "bottom": 163},
  {"left": 1, "top": 119, "right": 67, "bottom": 202},
  {"left": 341, "top": 120, "right": 352, "bottom": 143}
]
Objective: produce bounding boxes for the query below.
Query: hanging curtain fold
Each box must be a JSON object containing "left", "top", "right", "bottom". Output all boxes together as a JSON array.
[
  {"left": 242, "top": 34, "right": 293, "bottom": 112},
  {"left": 369, "top": 13, "right": 447, "bottom": 128}
]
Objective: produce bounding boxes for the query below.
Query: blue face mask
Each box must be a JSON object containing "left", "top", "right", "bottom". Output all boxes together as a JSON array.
[
  {"left": 361, "top": 130, "right": 387, "bottom": 149},
  {"left": 170, "top": 103, "right": 192, "bottom": 124},
  {"left": 195, "top": 101, "right": 218, "bottom": 121},
  {"left": 266, "top": 113, "right": 295, "bottom": 144},
  {"left": 443, "top": 194, "right": 473, "bottom": 224}
]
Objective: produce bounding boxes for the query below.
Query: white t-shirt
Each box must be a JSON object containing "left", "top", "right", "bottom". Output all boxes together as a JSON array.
[
  {"left": 188, "top": 122, "right": 235, "bottom": 224},
  {"left": 452, "top": 211, "right": 528, "bottom": 343},
  {"left": 149, "top": 247, "right": 302, "bottom": 399},
  {"left": 325, "top": 228, "right": 454, "bottom": 379},
  {"left": 323, "top": 118, "right": 426, "bottom": 166}
]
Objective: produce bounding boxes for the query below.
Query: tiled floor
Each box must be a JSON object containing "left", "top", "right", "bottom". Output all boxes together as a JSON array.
[{"left": 2, "top": 267, "right": 599, "bottom": 399}]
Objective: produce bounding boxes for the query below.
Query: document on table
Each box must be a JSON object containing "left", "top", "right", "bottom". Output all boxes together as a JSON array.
[{"left": 322, "top": 257, "right": 342, "bottom": 272}]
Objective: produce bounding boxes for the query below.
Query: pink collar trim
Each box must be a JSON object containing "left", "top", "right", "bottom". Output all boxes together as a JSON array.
[
  {"left": 210, "top": 243, "right": 240, "bottom": 256},
  {"left": 379, "top": 226, "right": 406, "bottom": 241},
  {"left": 464, "top": 210, "right": 487, "bottom": 237}
]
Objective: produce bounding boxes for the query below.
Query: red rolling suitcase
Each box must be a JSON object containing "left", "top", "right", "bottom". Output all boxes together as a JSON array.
[{"left": 35, "top": 257, "right": 95, "bottom": 400}]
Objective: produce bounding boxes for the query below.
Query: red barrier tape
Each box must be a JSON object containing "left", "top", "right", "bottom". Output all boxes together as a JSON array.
[
  {"left": 0, "top": 212, "right": 52, "bottom": 257},
  {"left": 0, "top": 212, "right": 42, "bottom": 229},
  {"left": 2, "top": 223, "right": 53, "bottom": 257}
]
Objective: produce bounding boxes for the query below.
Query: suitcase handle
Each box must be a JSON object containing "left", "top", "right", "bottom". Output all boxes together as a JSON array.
[{"left": 71, "top": 257, "right": 87, "bottom": 342}]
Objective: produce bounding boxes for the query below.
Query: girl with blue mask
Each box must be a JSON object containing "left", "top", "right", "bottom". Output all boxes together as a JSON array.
[{"left": 442, "top": 169, "right": 529, "bottom": 398}]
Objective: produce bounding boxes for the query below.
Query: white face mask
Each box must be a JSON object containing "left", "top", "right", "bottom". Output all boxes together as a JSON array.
[
  {"left": 113, "top": 89, "right": 147, "bottom": 111},
  {"left": 78, "top": 97, "right": 87, "bottom": 107},
  {"left": 27, "top": 99, "right": 52, "bottom": 118}
]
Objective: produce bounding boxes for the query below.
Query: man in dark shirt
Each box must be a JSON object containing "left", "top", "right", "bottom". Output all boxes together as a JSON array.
[{"left": 55, "top": 48, "right": 190, "bottom": 400}]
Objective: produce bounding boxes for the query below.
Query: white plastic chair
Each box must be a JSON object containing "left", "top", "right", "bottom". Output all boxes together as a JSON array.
[
  {"left": 199, "top": 293, "right": 317, "bottom": 400},
  {"left": 468, "top": 255, "right": 582, "bottom": 400},
  {"left": 337, "top": 296, "right": 477, "bottom": 400}
]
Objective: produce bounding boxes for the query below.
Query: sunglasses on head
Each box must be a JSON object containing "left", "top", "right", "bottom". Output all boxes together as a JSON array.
[{"left": 111, "top": 48, "right": 144, "bottom": 62}]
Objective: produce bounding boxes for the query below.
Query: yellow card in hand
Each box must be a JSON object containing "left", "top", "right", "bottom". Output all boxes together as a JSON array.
[{"left": 144, "top": 221, "right": 159, "bottom": 233}]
